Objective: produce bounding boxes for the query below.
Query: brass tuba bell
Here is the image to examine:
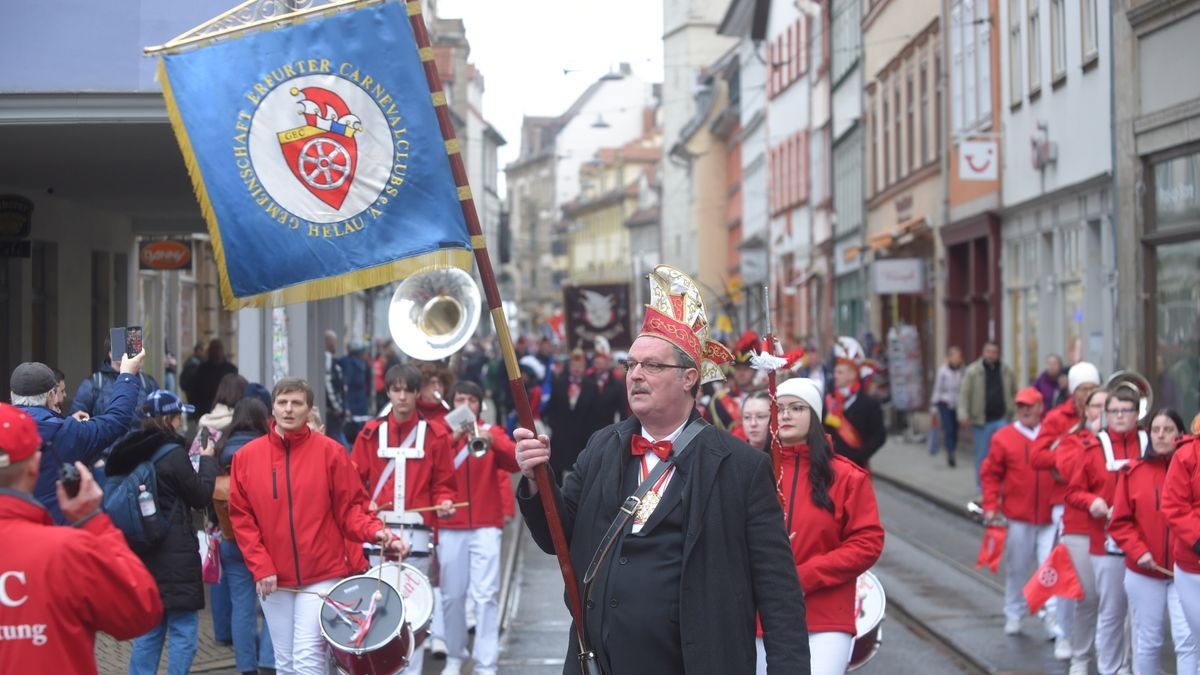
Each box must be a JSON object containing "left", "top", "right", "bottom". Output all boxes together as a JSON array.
[
  {"left": 1104, "top": 370, "right": 1154, "bottom": 424},
  {"left": 388, "top": 267, "right": 481, "bottom": 361}
]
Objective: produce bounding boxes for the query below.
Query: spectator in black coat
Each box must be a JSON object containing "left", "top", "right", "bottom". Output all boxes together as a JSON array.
[
  {"left": 188, "top": 339, "right": 238, "bottom": 420},
  {"left": 106, "top": 390, "right": 217, "bottom": 675},
  {"left": 543, "top": 349, "right": 600, "bottom": 479}
]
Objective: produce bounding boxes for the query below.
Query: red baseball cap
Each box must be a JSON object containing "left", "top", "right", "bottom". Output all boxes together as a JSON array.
[
  {"left": 0, "top": 404, "right": 42, "bottom": 468},
  {"left": 1014, "top": 387, "right": 1043, "bottom": 407}
]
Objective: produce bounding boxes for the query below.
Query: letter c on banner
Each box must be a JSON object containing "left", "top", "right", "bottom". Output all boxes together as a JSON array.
[{"left": 0, "top": 571, "right": 28, "bottom": 607}]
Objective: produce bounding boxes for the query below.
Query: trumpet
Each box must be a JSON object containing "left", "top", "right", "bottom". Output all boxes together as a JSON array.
[{"left": 467, "top": 419, "right": 492, "bottom": 458}]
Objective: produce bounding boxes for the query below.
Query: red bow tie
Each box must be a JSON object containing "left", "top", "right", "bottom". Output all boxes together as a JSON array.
[{"left": 631, "top": 436, "right": 672, "bottom": 461}]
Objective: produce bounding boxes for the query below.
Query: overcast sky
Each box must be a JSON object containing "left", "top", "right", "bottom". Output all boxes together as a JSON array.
[{"left": 438, "top": 0, "right": 665, "bottom": 177}]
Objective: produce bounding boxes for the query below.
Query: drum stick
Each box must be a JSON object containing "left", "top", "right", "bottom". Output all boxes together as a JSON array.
[
  {"left": 406, "top": 501, "right": 469, "bottom": 514},
  {"left": 274, "top": 587, "right": 326, "bottom": 598}
]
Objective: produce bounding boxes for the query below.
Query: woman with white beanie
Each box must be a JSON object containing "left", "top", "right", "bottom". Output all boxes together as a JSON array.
[{"left": 754, "top": 376, "right": 885, "bottom": 675}]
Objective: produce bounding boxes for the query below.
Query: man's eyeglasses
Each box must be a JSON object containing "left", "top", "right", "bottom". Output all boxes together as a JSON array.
[
  {"left": 619, "top": 359, "right": 691, "bottom": 375},
  {"left": 1106, "top": 408, "right": 1137, "bottom": 416}
]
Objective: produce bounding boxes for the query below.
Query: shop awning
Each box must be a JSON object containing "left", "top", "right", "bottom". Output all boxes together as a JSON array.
[{"left": 867, "top": 217, "right": 929, "bottom": 253}]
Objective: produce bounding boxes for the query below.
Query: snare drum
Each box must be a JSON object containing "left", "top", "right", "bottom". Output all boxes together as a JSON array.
[
  {"left": 369, "top": 562, "right": 436, "bottom": 645},
  {"left": 320, "top": 574, "right": 414, "bottom": 675},
  {"left": 847, "top": 570, "right": 886, "bottom": 671},
  {"left": 365, "top": 520, "right": 434, "bottom": 562}
]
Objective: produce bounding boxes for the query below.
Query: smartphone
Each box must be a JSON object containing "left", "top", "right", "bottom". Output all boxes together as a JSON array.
[
  {"left": 198, "top": 426, "right": 211, "bottom": 449},
  {"left": 124, "top": 326, "right": 143, "bottom": 358}
]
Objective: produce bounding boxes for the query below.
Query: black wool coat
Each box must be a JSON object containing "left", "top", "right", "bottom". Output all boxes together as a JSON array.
[
  {"left": 107, "top": 428, "right": 218, "bottom": 612},
  {"left": 520, "top": 413, "right": 811, "bottom": 675}
]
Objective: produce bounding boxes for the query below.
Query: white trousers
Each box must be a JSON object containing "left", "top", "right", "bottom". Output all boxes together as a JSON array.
[
  {"left": 755, "top": 631, "right": 854, "bottom": 675},
  {"left": 260, "top": 578, "right": 338, "bottom": 675},
  {"left": 1005, "top": 519, "right": 1057, "bottom": 621},
  {"left": 1091, "top": 554, "right": 1130, "bottom": 674},
  {"left": 1051, "top": 505, "right": 1075, "bottom": 640},
  {"left": 1124, "top": 569, "right": 1199, "bottom": 675},
  {"left": 439, "top": 527, "right": 503, "bottom": 671},
  {"left": 1175, "top": 566, "right": 1200, "bottom": 658},
  {"left": 1063, "top": 534, "right": 1098, "bottom": 665}
]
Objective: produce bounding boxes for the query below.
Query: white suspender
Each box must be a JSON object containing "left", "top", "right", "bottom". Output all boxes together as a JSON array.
[{"left": 1097, "top": 430, "right": 1149, "bottom": 472}]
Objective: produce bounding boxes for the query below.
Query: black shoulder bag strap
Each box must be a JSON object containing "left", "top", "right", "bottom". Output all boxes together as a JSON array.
[{"left": 575, "top": 418, "right": 709, "bottom": 674}]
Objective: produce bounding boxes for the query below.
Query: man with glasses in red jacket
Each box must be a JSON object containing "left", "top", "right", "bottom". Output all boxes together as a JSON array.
[{"left": 228, "top": 378, "right": 406, "bottom": 675}]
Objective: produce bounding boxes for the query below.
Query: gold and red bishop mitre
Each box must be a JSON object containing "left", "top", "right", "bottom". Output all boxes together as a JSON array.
[{"left": 638, "top": 264, "right": 733, "bottom": 384}]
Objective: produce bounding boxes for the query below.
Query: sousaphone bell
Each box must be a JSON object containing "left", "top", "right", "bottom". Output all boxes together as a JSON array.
[
  {"left": 1104, "top": 370, "right": 1154, "bottom": 424},
  {"left": 389, "top": 267, "right": 481, "bottom": 361}
]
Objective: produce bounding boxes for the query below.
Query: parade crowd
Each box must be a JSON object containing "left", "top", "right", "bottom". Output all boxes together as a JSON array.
[{"left": 0, "top": 271, "right": 1197, "bottom": 675}]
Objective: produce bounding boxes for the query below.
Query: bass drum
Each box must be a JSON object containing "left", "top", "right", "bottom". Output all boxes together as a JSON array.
[
  {"left": 320, "top": 574, "right": 414, "bottom": 675},
  {"left": 847, "top": 570, "right": 886, "bottom": 671}
]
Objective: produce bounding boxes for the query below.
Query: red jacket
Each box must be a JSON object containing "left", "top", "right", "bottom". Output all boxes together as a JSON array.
[
  {"left": 229, "top": 424, "right": 385, "bottom": 586},
  {"left": 980, "top": 423, "right": 1054, "bottom": 525},
  {"left": 1030, "top": 401, "right": 1079, "bottom": 504},
  {"left": 0, "top": 493, "right": 162, "bottom": 674},
  {"left": 1162, "top": 437, "right": 1200, "bottom": 574},
  {"left": 1055, "top": 429, "right": 1098, "bottom": 544},
  {"left": 440, "top": 421, "right": 520, "bottom": 529},
  {"left": 1066, "top": 428, "right": 1146, "bottom": 556},
  {"left": 774, "top": 445, "right": 884, "bottom": 634},
  {"left": 350, "top": 412, "right": 457, "bottom": 526},
  {"left": 1110, "top": 453, "right": 1174, "bottom": 579}
]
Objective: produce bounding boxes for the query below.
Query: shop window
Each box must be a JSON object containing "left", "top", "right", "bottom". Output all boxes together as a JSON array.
[{"left": 1153, "top": 238, "right": 1200, "bottom": 423}]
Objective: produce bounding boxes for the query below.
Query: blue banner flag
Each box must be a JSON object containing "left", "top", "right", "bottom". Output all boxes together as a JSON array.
[{"left": 158, "top": 1, "right": 471, "bottom": 308}]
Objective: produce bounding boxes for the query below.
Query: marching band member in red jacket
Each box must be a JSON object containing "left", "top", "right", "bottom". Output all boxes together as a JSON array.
[
  {"left": 1161, "top": 430, "right": 1200, "bottom": 646},
  {"left": 437, "top": 380, "right": 520, "bottom": 675},
  {"left": 1066, "top": 385, "right": 1147, "bottom": 675},
  {"left": 228, "top": 378, "right": 404, "bottom": 675},
  {"left": 980, "top": 387, "right": 1053, "bottom": 637},
  {"left": 350, "top": 363, "right": 457, "bottom": 668},
  {"left": 0, "top": 404, "right": 163, "bottom": 674},
  {"left": 1109, "top": 408, "right": 1197, "bottom": 675},
  {"left": 1029, "top": 361, "right": 1101, "bottom": 659},
  {"left": 1055, "top": 386, "right": 1108, "bottom": 674},
  {"left": 755, "top": 377, "right": 885, "bottom": 675}
]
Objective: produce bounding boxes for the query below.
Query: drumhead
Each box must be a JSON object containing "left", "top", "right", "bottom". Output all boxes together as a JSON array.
[
  {"left": 368, "top": 562, "right": 435, "bottom": 630},
  {"left": 854, "top": 571, "right": 886, "bottom": 636},
  {"left": 320, "top": 575, "right": 406, "bottom": 654}
]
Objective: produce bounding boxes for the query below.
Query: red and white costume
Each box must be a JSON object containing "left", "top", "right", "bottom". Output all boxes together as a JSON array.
[
  {"left": 1110, "top": 451, "right": 1199, "bottom": 674},
  {"left": 980, "top": 421, "right": 1054, "bottom": 624},
  {"left": 438, "top": 420, "right": 519, "bottom": 674},
  {"left": 1066, "top": 427, "right": 1147, "bottom": 675},
  {"left": 1161, "top": 437, "right": 1200, "bottom": 646},
  {"left": 229, "top": 423, "right": 386, "bottom": 674}
]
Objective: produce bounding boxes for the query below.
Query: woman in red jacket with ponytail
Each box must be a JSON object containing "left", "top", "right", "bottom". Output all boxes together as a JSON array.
[
  {"left": 754, "top": 377, "right": 885, "bottom": 675},
  {"left": 1110, "top": 408, "right": 1197, "bottom": 675}
]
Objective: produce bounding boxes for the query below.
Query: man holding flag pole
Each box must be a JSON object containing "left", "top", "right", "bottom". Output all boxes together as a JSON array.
[{"left": 148, "top": 0, "right": 597, "bottom": 671}]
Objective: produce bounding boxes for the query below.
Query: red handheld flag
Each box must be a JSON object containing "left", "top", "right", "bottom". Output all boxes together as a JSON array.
[
  {"left": 975, "top": 525, "right": 1006, "bottom": 574},
  {"left": 1023, "top": 544, "right": 1085, "bottom": 613}
]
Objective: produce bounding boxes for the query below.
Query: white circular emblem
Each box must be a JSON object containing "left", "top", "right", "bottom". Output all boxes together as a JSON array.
[
  {"left": 1038, "top": 567, "right": 1058, "bottom": 588},
  {"left": 248, "top": 74, "right": 392, "bottom": 223}
]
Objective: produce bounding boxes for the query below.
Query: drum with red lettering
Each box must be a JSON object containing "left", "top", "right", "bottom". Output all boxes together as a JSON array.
[
  {"left": 847, "top": 570, "right": 886, "bottom": 671},
  {"left": 320, "top": 574, "right": 414, "bottom": 675},
  {"left": 368, "top": 561, "right": 436, "bottom": 646}
]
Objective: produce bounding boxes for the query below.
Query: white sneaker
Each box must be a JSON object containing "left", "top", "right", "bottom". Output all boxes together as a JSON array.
[
  {"left": 1004, "top": 617, "right": 1021, "bottom": 635},
  {"left": 1068, "top": 660, "right": 1089, "bottom": 675},
  {"left": 1054, "top": 636, "right": 1072, "bottom": 660},
  {"left": 441, "top": 657, "right": 463, "bottom": 675},
  {"left": 430, "top": 637, "right": 448, "bottom": 658},
  {"left": 1116, "top": 666, "right": 1133, "bottom": 675},
  {"left": 1041, "top": 613, "right": 1060, "bottom": 641}
]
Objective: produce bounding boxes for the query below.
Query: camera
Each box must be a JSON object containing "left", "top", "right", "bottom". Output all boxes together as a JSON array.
[{"left": 59, "top": 462, "right": 81, "bottom": 498}]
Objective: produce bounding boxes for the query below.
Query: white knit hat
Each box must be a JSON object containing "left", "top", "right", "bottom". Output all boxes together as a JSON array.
[
  {"left": 776, "top": 377, "right": 824, "bottom": 419},
  {"left": 1067, "top": 362, "right": 1100, "bottom": 393}
]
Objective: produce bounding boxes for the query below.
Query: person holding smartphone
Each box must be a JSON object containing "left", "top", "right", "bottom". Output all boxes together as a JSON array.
[{"left": 70, "top": 332, "right": 158, "bottom": 433}]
